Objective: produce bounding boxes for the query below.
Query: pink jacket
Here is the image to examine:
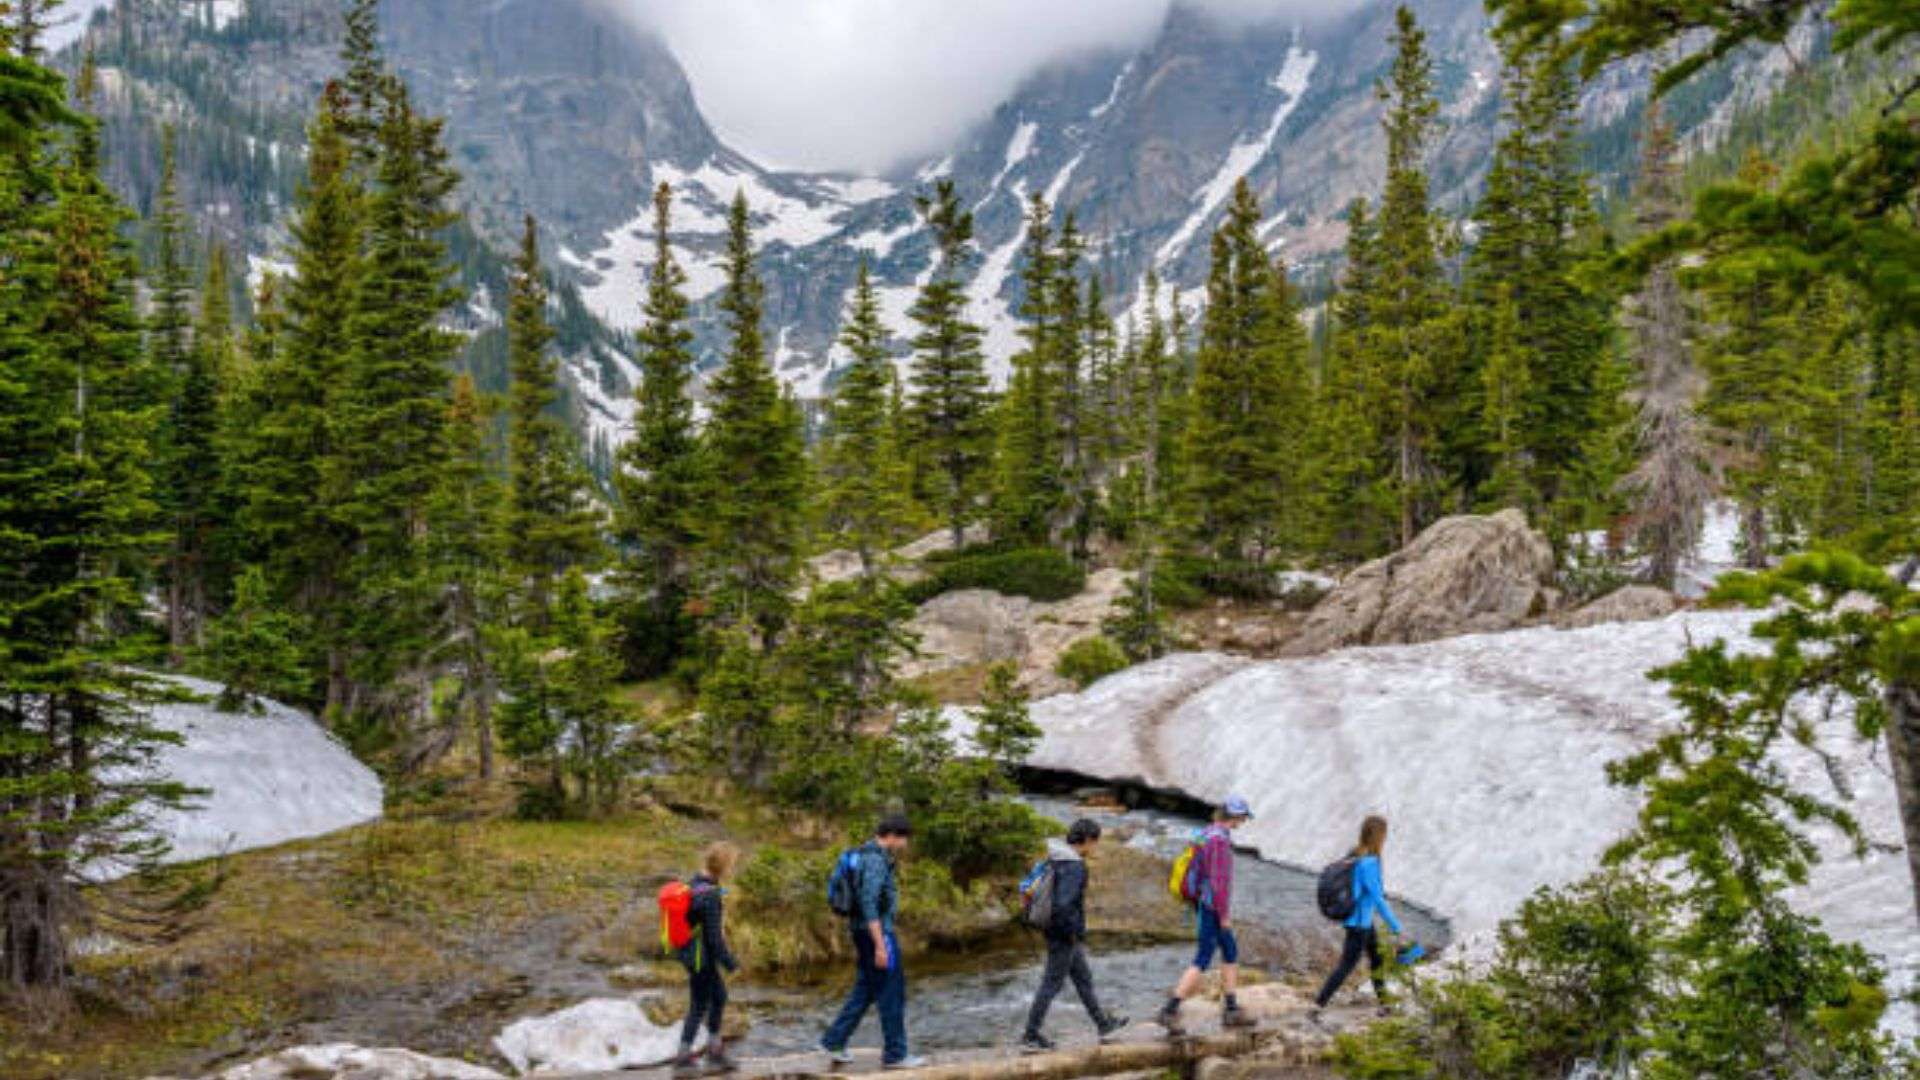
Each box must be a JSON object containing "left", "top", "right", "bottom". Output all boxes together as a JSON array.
[{"left": 1197, "top": 824, "right": 1235, "bottom": 922}]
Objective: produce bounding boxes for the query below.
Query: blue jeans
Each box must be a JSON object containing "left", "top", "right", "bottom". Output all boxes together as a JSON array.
[
  {"left": 822, "top": 926, "right": 908, "bottom": 1063},
  {"left": 1193, "top": 905, "right": 1238, "bottom": 971}
]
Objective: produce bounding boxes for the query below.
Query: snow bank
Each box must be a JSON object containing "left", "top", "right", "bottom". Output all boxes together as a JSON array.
[
  {"left": 140, "top": 676, "right": 383, "bottom": 869},
  {"left": 493, "top": 998, "right": 686, "bottom": 1075},
  {"left": 1026, "top": 611, "right": 1918, "bottom": 1007},
  {"left": 191, "top": 1043, "right": 504, "bottom": 1079}
]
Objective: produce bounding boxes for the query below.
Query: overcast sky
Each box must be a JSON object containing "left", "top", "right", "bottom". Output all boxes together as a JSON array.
[{"left": 600, "top": 0, "right": 1335, "bottom": 173}]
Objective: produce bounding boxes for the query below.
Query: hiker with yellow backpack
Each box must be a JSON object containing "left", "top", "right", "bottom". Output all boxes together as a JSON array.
[
  {"left": 659, "top": 842, "right": 742, "bottom": 1074},
  {"left": 1157, "top": 796, "right": 1256, "bottom": 1035}
]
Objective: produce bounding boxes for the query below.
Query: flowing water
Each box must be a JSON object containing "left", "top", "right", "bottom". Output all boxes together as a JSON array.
[{"left": 733, "top": 791, "right": 1451, "bottom": 1056}]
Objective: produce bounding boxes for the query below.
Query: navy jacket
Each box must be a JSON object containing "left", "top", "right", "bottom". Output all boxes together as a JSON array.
[
  {"left": 682, "top": 873, "right": 737, "bottom": 973},
  {"left": 1044, "top": 839, "right": 1089, "bottom": 943}
]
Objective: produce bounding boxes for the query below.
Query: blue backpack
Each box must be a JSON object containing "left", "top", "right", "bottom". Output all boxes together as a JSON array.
[
  {"left": 1019, "top": 859, "right": 1057, "bottom": 929},
  {"left": 827, "top": 848, "right": 865, "bottom": 918}
]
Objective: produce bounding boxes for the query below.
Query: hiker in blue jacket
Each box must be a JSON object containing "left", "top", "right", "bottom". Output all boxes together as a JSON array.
[
  {"left": 674, "top": 843, "right": 742, "bottom": 1075},
  {"left": 1313, "top": 815, "right": 1401, "bottom": 1016},
  {"left": 821, "top": 815, "right": 926, "bottom": 1070},
  {"left": 1020, "top": 819, "right": 1130, "bottom": 1054}
]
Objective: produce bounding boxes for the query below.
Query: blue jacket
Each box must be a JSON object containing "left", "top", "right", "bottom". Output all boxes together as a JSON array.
[
  {"left": 1346, "top": 855, "right": 1402, "bottom": 935},
  {"left": 851, "top": 840, "right": 899, "bottom": 932}
]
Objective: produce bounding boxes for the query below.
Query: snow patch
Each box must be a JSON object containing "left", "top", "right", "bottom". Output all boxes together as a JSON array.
[
  {"left": 203, "top": 1044, "right": 503, "bottom": 1080},
  {"left": 812, "top": 176, "right": 897, "bottom": 204},
  {"left": 985, "top": 120, "right": 1040, "bottom": 197},
  {"left": 1154, "top": 45, "right": 1318, "bottom": 267},
  {"left": 847, "top": 221, "right": 919, "bottom": 260},
  {"left": 138, "top": 676, "right": 382, "bottom": 870},
  {"left": 245, "top": 253, "right": 295, "bottom": 292},
  {"left": 1043, "top": 152, "right": 1085, "bottom": 209},
  {"left": 1089, "top": 59, "right": 1135, "bottom": 119},
  {"left": 494, "top": 998, "right": 687, "bottom": 1075},
  {"left": 1026, "top": 612, "right": 1919, "bottom": 1013},
  {"left": 968, "top": 179, "right": 1030, "bottom": 383}
]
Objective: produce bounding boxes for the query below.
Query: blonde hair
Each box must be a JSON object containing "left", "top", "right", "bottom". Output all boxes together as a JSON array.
[
  {"left": 1351, "top": 816, "right": 1388, "bottom": 859},
  {"left": 703, "top": 841, "right": 741, "bottom": 882}
]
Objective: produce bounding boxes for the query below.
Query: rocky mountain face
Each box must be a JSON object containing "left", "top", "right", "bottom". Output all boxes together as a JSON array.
[{"left": 65, "top": 0, "right": 1802, "bottom": 462}]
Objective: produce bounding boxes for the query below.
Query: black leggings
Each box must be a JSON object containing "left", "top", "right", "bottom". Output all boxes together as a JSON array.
[
  {"left": 682, "top": 960, "right": 728, "bottom": 1045},
  {"left": 1315, "top": 926, "right": 1385, "bottom": 1007}
]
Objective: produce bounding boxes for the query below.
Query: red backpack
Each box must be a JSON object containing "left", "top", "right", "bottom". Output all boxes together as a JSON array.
[{"left": 658, "top": 880, "right": 696, "bottom": 953}]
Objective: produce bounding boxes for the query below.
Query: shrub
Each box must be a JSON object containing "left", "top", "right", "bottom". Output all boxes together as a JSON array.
[
  {"left": 1055, "top": 636, "right": 1131, "bottom": 689},
  {"left": 904, "top": 547, "right": 1086, "bottom": 604}
]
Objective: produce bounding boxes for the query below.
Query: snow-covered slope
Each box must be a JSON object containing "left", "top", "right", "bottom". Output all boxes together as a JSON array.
[
  {"left": 137, "top": 677, "right": 383, "bottom": 868},
  {"left": 1026, "top": 612, "right": 1917, "bottom": 1008}
]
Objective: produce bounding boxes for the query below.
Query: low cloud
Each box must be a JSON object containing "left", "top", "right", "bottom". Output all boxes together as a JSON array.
[{"left": 600, "top": 0, "right": 1355, "bottom": 173}]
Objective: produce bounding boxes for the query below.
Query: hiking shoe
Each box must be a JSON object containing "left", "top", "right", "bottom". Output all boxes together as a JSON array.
[
  {"left": 1096, "top": 1014, "right": 1131, "bottom": 1042},
  {"left": 1019, "top": 1032, "right": 1055, "bottom": 1055},
  {"left": 1155, "top": 1001, "right": 1184, "bottom": 1035},
  {"left": 706, "top": 1047, "right": 740, "bottom": 1073},
  {"left": 820, "top": 1043, "right": 855, "bottom": 1067},
  {"left": 883, "top": 1055, "right": 930, "bottom": 1070},
  {"left": 1307, "top": 1006, "right": 1330, "bottom": 1029},
  {"left": 671, "top": 1052, "right": 705, "bottom": 1076},
  {"left": 1221, "top": 1004, "right": 1257, "bottom": 1029}
]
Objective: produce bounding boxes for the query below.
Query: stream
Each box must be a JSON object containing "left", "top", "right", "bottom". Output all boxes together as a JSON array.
[{"left": 733, "top": 789, "right": 1451, "bottom": 1056}]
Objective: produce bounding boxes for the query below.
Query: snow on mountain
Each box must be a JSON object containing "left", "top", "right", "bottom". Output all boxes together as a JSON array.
[
  {"left": 1023, "top": 613, "right": 1918, "bottom": 1015},
  {"left": 133, "top": 677, "right": 382, "bottom": 872}
]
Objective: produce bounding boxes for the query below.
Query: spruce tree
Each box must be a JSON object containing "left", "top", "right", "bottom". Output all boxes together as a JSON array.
[
  {"left": 696, "top": 192, "right": 806, "bottom": 644},
  {"left": 425, "top": 374, "right": 507, "bottom": 778},
  {"left": 992, "top": 193, "right": 1065, "bottom": 547},
  {"left": 613, "top": 182, "right": 703, "bottom": 676},
  {"left": 1310, "top": 200, "right": 1394, "bottom": 559},
  {"left": 1476, "top": 285, "right": 1538, "bottom": 514},
  {"left": 201, "top": 566, "right": 309, "bottom": 714},
  {"left": 1617, "top": 107, "right": 1714, "bottom": 588},
  {"left": 505, "top": 213, "right": 601, "bottom": 625},
  {"left": 908, "top": 179, "right": 993, "bottom": 548},
  {"left": 819, "top": 260, "right": 914, "bottom": 577}
]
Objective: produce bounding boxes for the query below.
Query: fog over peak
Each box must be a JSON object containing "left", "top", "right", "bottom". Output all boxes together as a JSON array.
[{"left": 598, "top": 0, "right": 1362, "bottom": 174}]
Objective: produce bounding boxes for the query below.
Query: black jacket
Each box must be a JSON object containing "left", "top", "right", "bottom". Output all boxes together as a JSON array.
[
  {"left": 1046, "top": 853, "right": 1088, "bottom": 943},
  {"left": 682, "top": 874, "right": 737, "bottom": 973}
]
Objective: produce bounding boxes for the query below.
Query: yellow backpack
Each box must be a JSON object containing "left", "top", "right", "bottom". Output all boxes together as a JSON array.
[{"left": 1168, "top": 833, "right": 1204, "bottom": 905}]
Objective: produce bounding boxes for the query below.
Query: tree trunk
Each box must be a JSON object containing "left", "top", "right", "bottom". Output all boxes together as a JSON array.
[
  {"left": 476, "top": 672, "right": 496, "bottom": 781},
  {"left": 1889, "top": 555, "right": 1920, "bottom": 924}
]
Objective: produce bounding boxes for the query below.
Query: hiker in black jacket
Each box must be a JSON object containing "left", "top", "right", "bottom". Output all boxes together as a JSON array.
[
  {"left": 1021, "top": 819, "right": 1130, "bottom": 1053},
  {"left": 675, "top": 843, "right": 741, "bottom": 1075}
]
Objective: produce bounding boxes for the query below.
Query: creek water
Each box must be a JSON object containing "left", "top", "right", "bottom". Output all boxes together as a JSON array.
[{"left": 733, "top": 792, "right": 1451, "bottom": 1056}]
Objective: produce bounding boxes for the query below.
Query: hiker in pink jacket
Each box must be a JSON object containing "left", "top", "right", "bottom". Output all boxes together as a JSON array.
[{"left": 1158, "top": 795, "right": 1255, "bottom": 1033}]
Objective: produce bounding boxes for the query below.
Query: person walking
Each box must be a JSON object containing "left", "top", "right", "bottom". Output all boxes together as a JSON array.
[
  {"left": 821, "top": 815, "right": 926, "bottom": 1070},
  {"left": 673, "top": 842, "right": 741, "bottom": 1075},
  {"left": 1312, "top": 815, "right": 1402, "bottom": 1018},
  {"left": 1020, "top": 819, "right": 1130, "bottom": 1053},
  {"left": 1157, "top": 796, "right": 1256, "bottom": 1034}
]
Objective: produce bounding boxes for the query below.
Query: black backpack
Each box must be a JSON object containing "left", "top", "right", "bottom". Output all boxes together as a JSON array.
[{"left": 1317, "top": 856, "right": 1359, "bottom": 922}]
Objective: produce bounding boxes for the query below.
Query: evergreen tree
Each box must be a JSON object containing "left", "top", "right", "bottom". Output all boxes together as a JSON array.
[
  {"left": 153, "top": 126, "right": 220, "bottom": 663},
  {"left": 425, "top": 374, "right": 507, "bottom": 778},
  {"left": 1105, "top": 274, "right": 1173, "bottom": 661},
  {"left": 200, "top": 566, "right": 309, "bottom": 714},
  {"left": 819, "top": 261, "right": 914, "bottom": 577},
  {"left": 992, "top": 193, "right": 1066, "bottom": 547},
  {"left": 1310, "top": 200, "right": 1395, "bottom": 558},
  {"left": 1617, "top": 107, "right": 1714, "bottom": 588},
  {"left": 505, "top": 213, "right": 600, "bottom": 624},
  {"left": 696, "top": 192, "right": 806, "bottom": 644},
  {"left": 908, "top": 179, "right": 993, "bottom": 548},
  {"left": 337, "top": 0, "right": 385, "bottom": 166},
  {"left": 1477, "top": 285, "right": 1538, "bottom": 514},
  {"left": 0, "top": 49, "right": 202, "bottom": 992},
  {"left": 613, "top": 182, "right": 703, "bottom": 677},
  {"left": 1179, "top": 179, "right": 1310, "bottom": 570}
]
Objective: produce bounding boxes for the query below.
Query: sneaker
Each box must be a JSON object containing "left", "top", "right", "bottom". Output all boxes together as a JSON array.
[
  {"left": 820, "top": 1043, "right": 856, "bottom": 1067},
  {"left": 671, "top": 1052, "right": 705, "bottom": 1076},
  {"left": 706, "top": 1047, "right": 740, "bottom": 1073},
  {"left": 1221, "top": 1004, "right": 1257, "bottom": 1029},
  {"left": 1019, "top": 1032, "right": 1055, "bottom": 1055},
  {"left": 882, "top": 1055, "right": 930, "bottom": 1070},
  {"left": 1307, "top": 1006, "right": 1329, "bottom": 1029},
  {"left": 1096, "top": 1014, "right": 1131, "bottom": 1042},
  {"left": 1155, "top": 1000, "right": 1184, "bottom": 1035}
]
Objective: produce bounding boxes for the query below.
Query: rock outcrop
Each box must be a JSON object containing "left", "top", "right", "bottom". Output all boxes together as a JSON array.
[
  {"left": 899, "top": 568, "right": 1130, "bottom": 695},
  {"left": 1286, "top": 509, "right": 1556, "bottom": 655},
  {"left": 1557, "top": 584, "right": 1679, "bottom": 629}
]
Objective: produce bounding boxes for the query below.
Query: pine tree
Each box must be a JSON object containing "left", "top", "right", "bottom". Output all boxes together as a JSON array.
[
  {"left": 201, "top": 566, "right": 309, "bottom": 714},
  {"left": 1310, "top": 200, "right": 1395, "bottom": 559},
  {"left": 696, "top": 192, "right": 806, "bottom": 644},
  {"left": 0, "top": 51, "right": 201, "bottom": 993},
  {"left": 819, "top": 260, "right": 914, "bottom": 577},
  {"left": 613, "top": 182, "right": 704, "bottom": 677},
  {"left": 425, "top": 374, "right": 507, "bottom": 778},
  {"left": 505, "top": 213, "right": 601, "bottom": 625},
  {"left": 1617, "top": 107, "right": 1714, "bottom": 588},
  {"left": 153, "top": 126, "right": 220, "bottom": 663},
  {"left": 1476, "top": 285, "right": 1539, "bottom": 514},
  {"left": 909, "top": 179, "right": 993, "bottom": 548},
  {"left": 992, "top": 193, "right": 1065, "bottom": 547},
  {"left": 1179, "top": 179, "right": 1310, "bottom": 570},
  {"left": 338, "top": 0, "right": 385, "bottom": 167}
]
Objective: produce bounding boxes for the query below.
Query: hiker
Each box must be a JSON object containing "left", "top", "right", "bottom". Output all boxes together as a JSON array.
[
  {"left": 821, "top": 815, "right": 926, "bottom": 1070},
  {"left": 674, "top": 842, "right": 741, "bottom": 1075},
  {"left": 1312, "top": 815, "right": 1402, "bottom": 1018},
  {"left": 1020, "top": 818, "right": 1130, "bottom": 1053},
  {"left": 1158, "top": 796, "right": 1256, "bottom": 1034}
]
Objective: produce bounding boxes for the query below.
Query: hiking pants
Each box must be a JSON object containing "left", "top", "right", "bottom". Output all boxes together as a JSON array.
[
  {"left": 1315, "top": 925, "right": 1384, "bottom": 1007},
  {"left": 1025, "top": 937, "right": 1106, "bottom": 1036},
  {"left": 823, "top": 927, "right": 908, "bottom": 1064},
  {"left": 681, "top": 955, "right": 728, "bottom": 1045}
]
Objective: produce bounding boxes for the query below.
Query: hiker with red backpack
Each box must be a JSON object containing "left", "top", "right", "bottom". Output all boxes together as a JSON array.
[
  {"left": 1017, "top": 818, "right": 1130, "bottom": 1054},
  {"left": 1157, "top": 796, "right": 1256, "bottom": 1034},
  {"left": 1311, "top": 815, "right": 1402, "bottom": 1020},
  {"left": 662, "top": 842, "right": 742, "bottom": 1074}
]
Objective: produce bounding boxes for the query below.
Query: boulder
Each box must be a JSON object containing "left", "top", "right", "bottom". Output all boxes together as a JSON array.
[
  {"left": 183, "top": 1044, "right": 505, "bottom": 1080},
  {"left": 492, "top": 997, "right": 685, "bottom": 1075},
  {"left": 897, "top": 568, "right": 1131, "bottom": 695},
  {"left": 1286, "top": 509, "right": 1556, "bottom": 655},
  {"left": 1557, "top": 584, "right": 1679, "bottom": 629}
]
